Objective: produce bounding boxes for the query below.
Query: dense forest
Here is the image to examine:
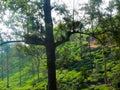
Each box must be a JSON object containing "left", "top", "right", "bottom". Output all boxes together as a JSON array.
[{"left": 0, "top": 0, "right": 120, "bottom": 90}]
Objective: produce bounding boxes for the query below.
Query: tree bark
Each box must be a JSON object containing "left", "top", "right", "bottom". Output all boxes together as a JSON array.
[
  {"left": 37, "top": 56, "right": 40, "bottom": 80},
  {"left": 19, "top": 56, "right": 22, "bottom": 86},
  {"left": 43, "top": 0, "right": 57, "bottom": 90},
  {"left": 46, "top": 46, "right": 57, "bottom": 90},
  {"left": 6, "top": 51, "right": 9, "bottom": 88},
  {"left": 102, "top": 45, "right": 107, "bottom": 84},
  {"left": 1, "top": 50, "right": 4, "bottom": 80}
]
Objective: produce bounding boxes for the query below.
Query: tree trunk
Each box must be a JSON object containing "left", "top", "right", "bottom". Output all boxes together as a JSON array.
[
  {"left": 19, "top": 56, "right": 22, "bottom": 86},
  {"left": 102, "top": 45, "right": 107, "bottom": 84},
  {"left": 37, "top": 57, "right": 40, "bottom": 80},
  {"left": 1, "top": 51, "right": 4, "bottom": 80},
  {"left": 6, "top": 51, "right": 9, "bottom": 88},
  {"left": 46, "top": 46, "right": 57, "bottom": 90},
  {"left": 43, "top": 0, "right": 57, "bottom": 90}
]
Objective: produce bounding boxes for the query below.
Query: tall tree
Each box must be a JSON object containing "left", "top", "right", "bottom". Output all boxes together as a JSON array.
[
  {"left": 0, "top": 0, "right": 96, "bottom": 90},
  {"left": 0, "top": 47, "right": 4, "bottom": 80},
  {"left": 24, "top": 0, "right": 83, "bottom": 90},
  {"left": 4, "top": 44, "right": 10, "bottom": 88}
]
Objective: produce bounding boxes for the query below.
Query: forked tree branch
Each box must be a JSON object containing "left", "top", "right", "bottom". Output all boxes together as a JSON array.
[
  {"left": 0, "top": 30, "right": 111, "bottom": 46},
  {"left": 24, "top": 34, "right": 45, "bottom": 45},
  {"left": 55, "top": 29, "right": 111, "bottom": 47},
  {"left": 55, "top": 31, "right": 77, "bottom": 47},
  {"left": 0, "top": 34, "right": 46, "bottom": 46}
]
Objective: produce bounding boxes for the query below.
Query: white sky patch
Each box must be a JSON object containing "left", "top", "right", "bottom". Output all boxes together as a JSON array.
[
  {"left": 0, "top": 10, "right": 13, "bottom": 33},
  {"left": 51, "top": 0, "right": 111, "bottom": 20},
  {"left": 3, "top": 10, "right": 10, "bottom": 21},
  {"left": 51, "top": 0, "right": 89, "bottom": 12},
  {"left": 51, "top": 0, "right": 89, "bottom": 26},
  {"left": 0, "top": 23, "right": 15, "bottom": 41},
  {"left": 0, "top": 24, "right": 12, "bottom": 33}
]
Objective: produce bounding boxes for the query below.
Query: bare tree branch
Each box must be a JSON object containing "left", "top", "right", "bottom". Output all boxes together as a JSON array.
[
  {"left": 0, "top": 40, "right": 24, "bottom": 46},
  {"left": 55, "top": 31, "right": 77, "bottom": 47},
  {"left": 0, "top": 34, "right": 46, "bottom": 46},
  {"left": 55, "top": 29, "right": 111, "bottom": 47},
  {"left": 0, "top": 29, "right": 112, "bottom": 46}
]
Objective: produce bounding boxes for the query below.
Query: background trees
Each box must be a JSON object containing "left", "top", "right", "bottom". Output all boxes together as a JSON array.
[{"left": 0, "top": 0, "right": 120, "bottom": 90}]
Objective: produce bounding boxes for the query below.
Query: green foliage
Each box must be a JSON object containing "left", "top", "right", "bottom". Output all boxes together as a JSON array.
[
  {"left": 57, "top": 70, "right": 87, "bottom": 90},
  {"left": 54, "top": 20, "right": 83, "bottom": 43},
  {"left": 1, "top": 0, "right": 120, "bottom": 90},
  {"left": 111, "top": 64, "right": 120, "bottom": 90},
  {"left": 90, "top": 84, "right": 110, "bottom": 90},
  {"left": 1, "top": 33, "right": 119, "bottom": 90}
]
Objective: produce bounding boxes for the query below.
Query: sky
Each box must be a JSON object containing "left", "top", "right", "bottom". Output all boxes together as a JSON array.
[
  {"left": 1, "top": 0, "right": 89, "bottom": 34},
  {"left": 0, "top": 0, "right": 110, "bottom": 41},
  {"left": 51, "top": 0, "right": 89, "bottom": 10}
]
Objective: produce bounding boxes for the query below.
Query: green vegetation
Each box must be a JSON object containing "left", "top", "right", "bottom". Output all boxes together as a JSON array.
[
  {"left": 0, "top": 35, "right": 120, "bottom": 90},
  {"left": 0, "top": 0, "right": 120, "bottom": 90}
]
